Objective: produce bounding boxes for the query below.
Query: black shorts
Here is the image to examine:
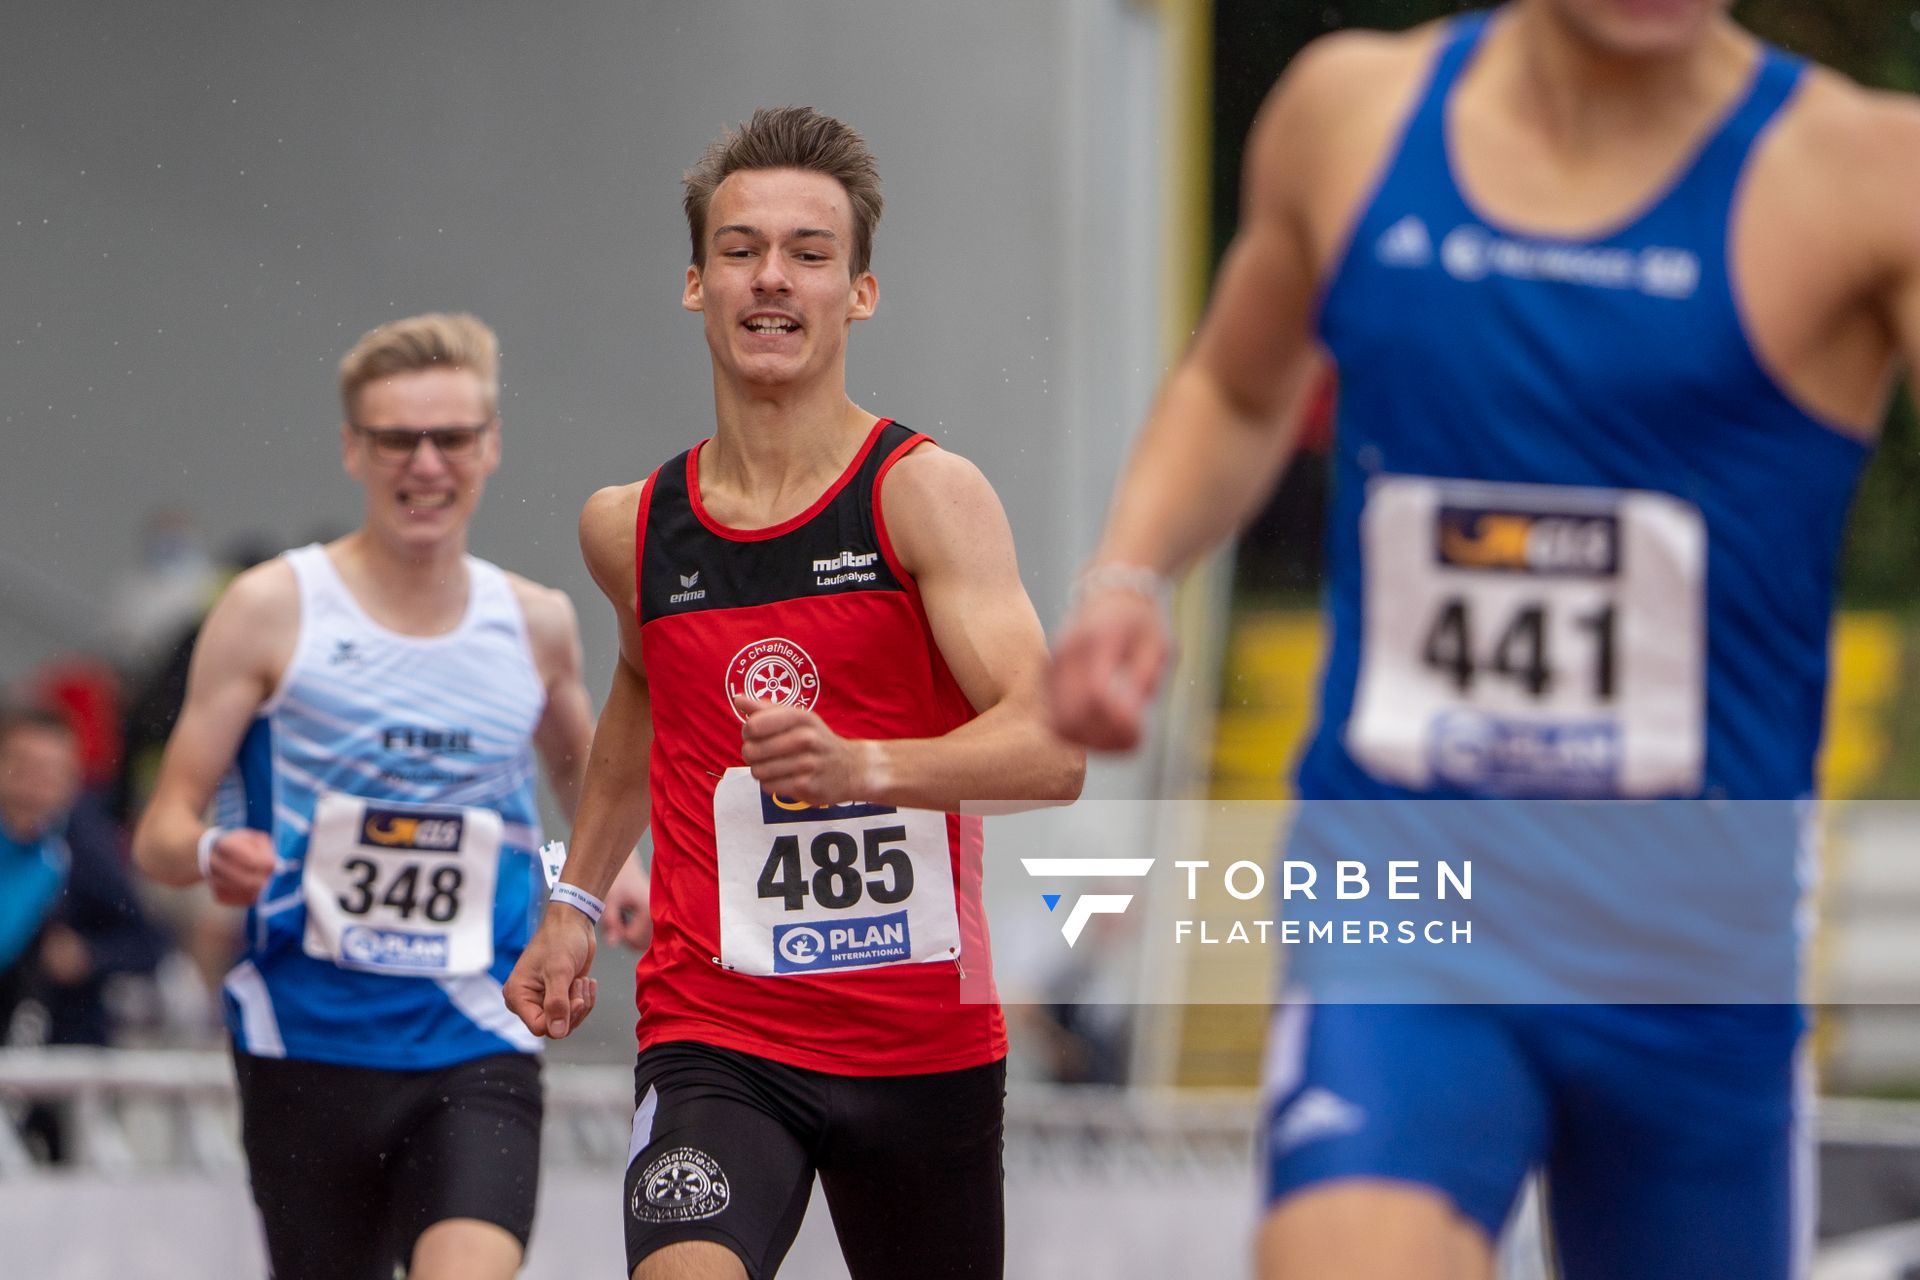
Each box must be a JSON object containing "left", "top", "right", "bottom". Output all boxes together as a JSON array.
[
  {"left": 232, "top": 1048, "right": 542, "bottom": 1280},
  {"left": 625, "top": 1041, "right": 1006, "bottom": 1280}
]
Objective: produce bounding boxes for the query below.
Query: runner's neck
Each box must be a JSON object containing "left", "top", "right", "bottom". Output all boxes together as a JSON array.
[
  {"left": 329, "top": 528, "right": 472, "bottom": 637},
  {"left": 1494, "top": 4, "right": 1754, "bottom": 151},
  {"left": 700, "top": 399, "right": 880, "bottom": 529}
]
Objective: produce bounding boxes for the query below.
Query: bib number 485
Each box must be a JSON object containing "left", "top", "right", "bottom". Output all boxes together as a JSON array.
[{"left": 755, "top": 826, "right": 914, "bottom": 912}]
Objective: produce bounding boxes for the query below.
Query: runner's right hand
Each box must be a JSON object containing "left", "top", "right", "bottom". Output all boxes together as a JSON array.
[
  {"left": 1049, "top": 585, "right": 1171, "bottom": 753},
  {"left": 504, "top": 905, "right": 598, "bottom": 1039},
  {"left": 205, "top": 828, "right": 278, "bottom": 907}
]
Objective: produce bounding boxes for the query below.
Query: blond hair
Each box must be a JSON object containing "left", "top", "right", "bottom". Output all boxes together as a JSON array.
[
  {"left": 337, "top": 312, "right": 500, "bottom": 420},
  {"left": 683, "top": 106, "right": 884, "bottom": 277}
]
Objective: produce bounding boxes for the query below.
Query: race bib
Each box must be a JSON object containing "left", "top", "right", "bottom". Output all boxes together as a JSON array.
[
  {"left": 302, "top": 792, "right": 500, "bottom": 976},
  {"left": 712, "top": 768, "right": 960, "bottom": 977},
  {"left": 1346, "top": 476, "right": 1705, "bottom": 795}
]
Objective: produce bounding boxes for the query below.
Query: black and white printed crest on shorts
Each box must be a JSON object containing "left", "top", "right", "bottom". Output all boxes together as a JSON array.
[{"left": 632, "top": 1146, "right": 732, "bottom": 1223}]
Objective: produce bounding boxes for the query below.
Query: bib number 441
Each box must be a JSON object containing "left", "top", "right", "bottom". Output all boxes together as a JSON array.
[
  {"left": 756, "top": 826, "right": 914, "bottom": 912},
  {"left": 1422, "top": 596, "right": 1616, "bottom": 702}
]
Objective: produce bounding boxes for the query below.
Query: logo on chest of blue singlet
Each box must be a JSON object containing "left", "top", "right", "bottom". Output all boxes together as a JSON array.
[{"left": 1373, "top": 213, "right": 1702, "bottom": 300}]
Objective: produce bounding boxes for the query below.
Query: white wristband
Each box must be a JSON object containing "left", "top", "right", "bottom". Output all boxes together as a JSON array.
[
  {"left": 196, "top": 826, "right": 230, "bottom": 879},
  {"left": 550, "top": 882, "right": 605, "bottom": 925},
  {"left": 1069, "top": 562, "right": 1171, "bottom": 611}
]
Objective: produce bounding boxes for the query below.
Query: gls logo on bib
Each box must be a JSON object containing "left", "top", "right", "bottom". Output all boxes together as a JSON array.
[{"left": 360, "top": 808, "right": 464, "bottom": 851}]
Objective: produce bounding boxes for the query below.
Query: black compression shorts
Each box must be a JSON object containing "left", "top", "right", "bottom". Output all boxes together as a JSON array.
[
  {"left": 625, "top": 1040, "right": 1006, "bottom": 1280},
  {"left": 233, "top": 1048, "right": 542, "bottom": 1280}
]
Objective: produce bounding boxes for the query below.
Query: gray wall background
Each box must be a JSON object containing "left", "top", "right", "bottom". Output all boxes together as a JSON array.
[{"left": 0, "top": 0, "right": 1171, "bottom": 697}]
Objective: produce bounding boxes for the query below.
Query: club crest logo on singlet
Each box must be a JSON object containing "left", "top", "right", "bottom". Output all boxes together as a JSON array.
[{"left": 726, "top": 637, "right": 821, "bottom": 719}]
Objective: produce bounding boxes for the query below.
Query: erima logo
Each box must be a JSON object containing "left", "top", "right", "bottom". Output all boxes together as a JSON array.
[
  {"left": 1375, "top": 215, "right": 1432, "bottom": 268},
  {"left": 1021, "top": 858, "right": 1155, "bottom": 946},
  {"left": 670, "top": 569, "right": 706, "bottom": 605},
  {"left": 1270, "top": 1088, "right": 1366, "bottom": 1156}
]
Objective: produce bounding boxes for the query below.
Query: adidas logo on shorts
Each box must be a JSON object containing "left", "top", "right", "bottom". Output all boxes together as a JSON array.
[{"left": 1270, "top": 1087, "right": 1367, "bottom": 1156}]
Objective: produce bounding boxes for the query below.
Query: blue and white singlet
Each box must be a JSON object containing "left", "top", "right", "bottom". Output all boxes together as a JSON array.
[{"left": 219, "top": 544, "right": 547, "bottom": 1070}]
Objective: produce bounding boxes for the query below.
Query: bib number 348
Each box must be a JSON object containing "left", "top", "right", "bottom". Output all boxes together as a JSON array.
[{"left": 302, "top": 792, "right": 500, "bottom": 976}]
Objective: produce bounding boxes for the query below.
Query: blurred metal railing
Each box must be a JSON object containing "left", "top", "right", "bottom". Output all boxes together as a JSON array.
[
  {"left": 0, "top": 1047, "right": 1260, "bottom": 1179},
  {"left": 7, "top": 1048, "right": 1920, "bottom": 1277}
]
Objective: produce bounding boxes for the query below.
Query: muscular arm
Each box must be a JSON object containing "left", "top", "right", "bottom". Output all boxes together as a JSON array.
[
  {"left": 1865, "top": 102, "right": 1920, "bottom": 413},
  {"left": 556, "top": 486, "right": 655, "bottom": 901},
  {"left": 1052, "top": 33, "right": 1402, "bottom": 750},
  {"left": 131, "top": 562, "right": 294, "bottom": 899},
  {"left": 740, "top": 446, "right": 1084, "bottom": 813},
  {"left": 505, "top": 484, "right": 653, "bottom": 1036},
  {"left": 509, "top": 576, "right": 594, "bottom": 821},
  {"left": 1090, "top": 44, "right": 1342, "bottom": 577}
]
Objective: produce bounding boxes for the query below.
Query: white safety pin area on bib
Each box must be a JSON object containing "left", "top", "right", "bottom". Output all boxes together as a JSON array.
[{"left": 539, "top": 840, "right": 568, "bottom": 890}]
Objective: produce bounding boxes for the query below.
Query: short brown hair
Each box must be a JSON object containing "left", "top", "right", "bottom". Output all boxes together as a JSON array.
[
  {"left": 683, "top": 107, "right": 884, "bottom": 277},
  {"left": 337, "top": 312, "right": 500, "bottom": 420}
]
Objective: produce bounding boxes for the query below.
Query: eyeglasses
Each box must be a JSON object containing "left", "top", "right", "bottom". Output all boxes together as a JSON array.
[{"left": 350, "top": 422, "right": 494, "bottom": 462}]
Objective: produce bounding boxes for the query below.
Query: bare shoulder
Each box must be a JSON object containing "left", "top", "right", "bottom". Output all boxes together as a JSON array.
[
  {"left": 880, "top": 442, "right": 1001, "bottom": 527},
  {"left": 502, "top": 572, "right": 583, "bottom": 659},
  {"left": 1768, "top": 68, "right": 1920, "bottom": 257},
  {"left": 1246, "top": 22, "right": 1448, "bottom": 262},
  {"left": 208, "top": 557, "right": 297, "bottom": 639},
  {"left": 880, "top": 443, "right": 1015, "bottom": 577},
  {"left": 1774, "top": 67, "right": 1920, "bottom": 169},
  {"left": 578, "top": 481, "right": 645, "bottom": 597},
  {"left": 1277, "top": 24, "right": 1442, "bottom": 110},
  {"left": 1251, "top": 24, "right": 1444, "bottom": 165},
  {"left": 195, "top": 557, "right": 298, "bottom": 686}
]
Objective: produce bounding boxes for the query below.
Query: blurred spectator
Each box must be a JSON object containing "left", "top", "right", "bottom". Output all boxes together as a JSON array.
[
  {"left": 30, "top": 658, "right": 122, "bottom": 798},
  {"left": 1009, "top": 895, "right": 1138, "bottom": 1086},
  {"left": 0, "top": 706, "right": 166, "bottom": 1160},
  {"left": 113, "top": 535, "right": 275, "bottom": 825},
  {"left": 105, "top": 508, "right": 219, "bottom": 671}
]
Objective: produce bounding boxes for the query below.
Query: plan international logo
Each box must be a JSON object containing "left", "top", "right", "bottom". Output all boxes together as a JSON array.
[{"left": 1020, "top": 858, "right": 1155, "bottom": 946}]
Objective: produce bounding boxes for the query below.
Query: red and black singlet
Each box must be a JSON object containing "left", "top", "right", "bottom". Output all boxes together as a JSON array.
[{"left": 632, "top": 418, "right": 1006, "bottom": 1075}]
